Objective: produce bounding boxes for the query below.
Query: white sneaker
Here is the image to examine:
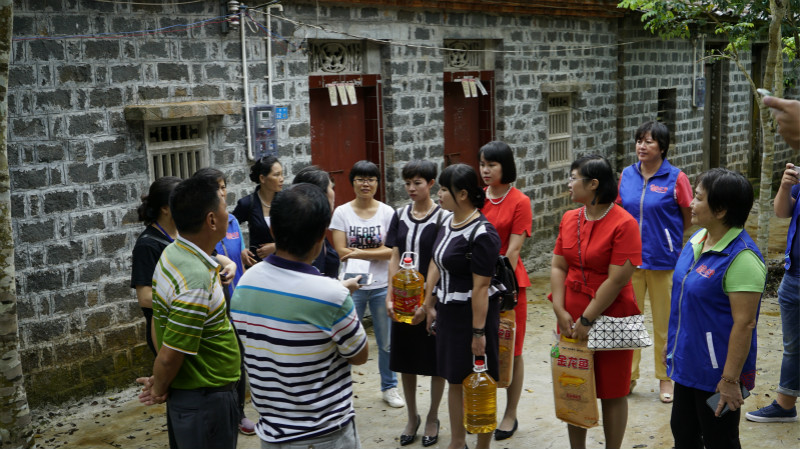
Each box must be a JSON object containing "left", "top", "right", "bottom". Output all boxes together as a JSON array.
[{"left": 382, "top": 387, "right": 405, "bottom": 408}]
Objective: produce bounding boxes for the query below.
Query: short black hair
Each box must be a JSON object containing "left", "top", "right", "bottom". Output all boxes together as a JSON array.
[
  {"left": 696, "top": 168, "right": 754, "bottom": 228},
  {"left": 137, "top": 176, "right": 180, "bottom": 225},
  {"left": 401, "top": 160, "right": 437, "bottom": 182},
  {"left": 292, "top": 165, "right": 331, "bottom": 191},
  {"left": 570, "top": 155, "right": 618, "bottom": 205},
  {"left": 635, "top": 121, "right": 670, "bottom": 159},
  {"left": 438, "top": 163, "right": 485, "bottom": 209},
  {"left": 479, "top": 141, "right": 517, "bottom": 183},
  {"left": 170, "top": 173, "right": 221, "bottom": 234},
  {"left": 249, "top": 155, "right": 281, "bottom": 183},
  {"left": 271, "top": 183, "right": 331, "bottom": 257},
  {"left": 348, "top": 160, "right": 381, "bottom": 184},
  {"left": 193, "top": 167, "right": 226, "bottom": 183}
]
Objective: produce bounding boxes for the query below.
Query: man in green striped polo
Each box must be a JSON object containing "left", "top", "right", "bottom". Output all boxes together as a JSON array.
[{"left": 136, "top": 173, "right": 241, "bottom": 449}]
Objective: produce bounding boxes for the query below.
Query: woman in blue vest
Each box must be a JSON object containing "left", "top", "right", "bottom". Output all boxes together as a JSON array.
[
  {"left": 666, "top": 168, "right": 765, "bottom": 449},
  {"left": 617, "top": 121, "right": 693, "bottom": 403}
]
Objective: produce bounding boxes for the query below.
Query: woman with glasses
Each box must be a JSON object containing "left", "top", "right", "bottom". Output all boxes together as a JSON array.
[
  {"left": 330, "top": 160, "right": 404, "bottom": 409},
  {"left": 617, "top": 121, "right": 693, "bottom": 403},
  {"left": 550, "top": 155, "right": 642, "bottom": 449}
]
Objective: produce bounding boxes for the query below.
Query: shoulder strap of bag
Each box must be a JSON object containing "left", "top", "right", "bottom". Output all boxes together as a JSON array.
[
  {"left": 141, "top": 232, "right": 171, "bottom": 247},
  {"left": 465, "top": 220, "right": 482, "bottom": 260}
]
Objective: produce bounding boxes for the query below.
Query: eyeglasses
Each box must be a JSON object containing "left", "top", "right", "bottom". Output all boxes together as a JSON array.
[
  {"left": 354, "top": 177, "right": 378, "bottom": 185},
  {"left": 568, "top": 176, "right": 589, "bottom": 183}
]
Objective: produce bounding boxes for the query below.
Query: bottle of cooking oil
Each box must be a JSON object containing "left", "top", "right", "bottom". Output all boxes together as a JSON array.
[
  {"left": 392, "top": 252, "right": 424, "bottom": 324},
  {"left": 463, "top": 357, "right": 497, "bottom": 434},
  {"left": 497, "top": 310, "right": 516, "bottom": 388}
]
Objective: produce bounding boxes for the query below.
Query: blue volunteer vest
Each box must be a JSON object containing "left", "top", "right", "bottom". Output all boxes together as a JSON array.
[
  {"left": 783, "top": 184, "right": 800, "bottom": 273},
  {"left": 666, "top": 229, "right": 764, "bottom": 392},
  {"left": 618, "top": 160, "right": 684, "bottom": 270}
]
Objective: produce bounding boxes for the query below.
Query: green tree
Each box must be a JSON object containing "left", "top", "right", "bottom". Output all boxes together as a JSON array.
[
  {"left": 0, "top": 0, "right": 36, "bottom": 447},
  {"left": 618, "top": 0, "right": 800, "bottom": 253}
]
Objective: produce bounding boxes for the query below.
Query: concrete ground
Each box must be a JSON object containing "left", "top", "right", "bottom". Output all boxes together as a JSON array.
[
  {"left": 32, "top": 216, "right": 800, "bottom": 448},
  {"left": 33, "top": 271, "right": 799, "bottom": 449}
]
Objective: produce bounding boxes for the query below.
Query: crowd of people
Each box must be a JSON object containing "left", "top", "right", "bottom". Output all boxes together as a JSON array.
[{"left": 130, "top": 97, "right": 800, "bottom": 449}]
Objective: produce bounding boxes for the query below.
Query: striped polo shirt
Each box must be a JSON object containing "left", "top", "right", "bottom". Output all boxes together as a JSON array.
[
  {"left": 152, "top": 236, "right": 241, "bottom": 390},
  {"left": 230, "top": 254, "right": 368, "bottom": 444}
]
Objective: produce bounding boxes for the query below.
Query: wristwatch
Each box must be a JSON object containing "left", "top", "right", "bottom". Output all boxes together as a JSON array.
[{"left": 579, "top": 315, "right": 595, "bottom": 327}]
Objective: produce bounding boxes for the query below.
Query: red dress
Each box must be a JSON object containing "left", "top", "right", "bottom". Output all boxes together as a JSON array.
[
  {"left": 554, "top": 205, "right": 642, "bottom": 398},
  {"left": 483, "top": 187, "right": 533, "bottom": 356}
]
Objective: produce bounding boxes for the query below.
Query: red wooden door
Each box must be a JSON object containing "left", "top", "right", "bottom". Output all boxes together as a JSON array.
[
  {"left": 309, "top": 76, "right": 383, "bottom": 207},
  {"left": 443, "top": 71, "right": 494, "bottom": 176}
]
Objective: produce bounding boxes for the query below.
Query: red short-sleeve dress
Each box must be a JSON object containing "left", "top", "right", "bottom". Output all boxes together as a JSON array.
[
  {"left": 554, "top": 204, "right": 643, "bottom": 399},
  {"left": 483, "top": 187, "right": 533, "bottom": 356}
]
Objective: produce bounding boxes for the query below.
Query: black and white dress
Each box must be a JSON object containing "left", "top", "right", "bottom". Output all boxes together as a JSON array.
[
  {"left": 431, "top": 214, "right": 501, "bottom": 384},
  {"left": 385, "top": 205, "right": 449, "bottom": 376}
]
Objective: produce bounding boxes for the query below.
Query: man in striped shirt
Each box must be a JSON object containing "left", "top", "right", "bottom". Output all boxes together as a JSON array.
[
  {"left": 137, "top": 174, "right": 241, "bottom": 449},
  {"left": 231, "top": 183, "right": 369, "bottom": 448}
]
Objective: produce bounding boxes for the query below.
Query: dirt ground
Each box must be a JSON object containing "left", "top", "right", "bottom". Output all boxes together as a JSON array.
[{"left": 32, "top": 217, "right": 800, "bottom": 449}]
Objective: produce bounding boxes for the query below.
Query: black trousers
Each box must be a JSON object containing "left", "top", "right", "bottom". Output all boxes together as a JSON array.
[
  {"left": 167, "top": 386, "right": 239, "bottom": 449},
  {"left": 671, "top": 382, "right": 741, "bottom": 449}
]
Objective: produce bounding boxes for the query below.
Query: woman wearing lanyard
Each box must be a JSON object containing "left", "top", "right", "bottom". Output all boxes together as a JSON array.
[{"left": 131, "top": 176, "right": 181, "bottom": 356}]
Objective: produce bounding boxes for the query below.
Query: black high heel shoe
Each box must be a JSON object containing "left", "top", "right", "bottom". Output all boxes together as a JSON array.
[
  {"left": 421, "top": 419, "right": 439, "bottom": 447},
  {"left": 399, "top": 414, "right": 420, "bottom": 446},
  {"left": 494, "top": 418, "right": 518, "bottom": 441}
]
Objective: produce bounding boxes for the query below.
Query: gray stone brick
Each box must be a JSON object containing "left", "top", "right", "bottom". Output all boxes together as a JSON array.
[
  {"left": 67, "top": 163, "right": 100, "bottom": 184},
  {"left": 35, "top": 89, "right": 72, "bottom": 112},
  {"left": 47, "top": 240, "right": 84, "bottom": 264},
  {"left": 140, "top": 41, "right": 169, "bottom": 59},
  {"left": 157, "top": 63, "right": 189, "bottom": 81},
  {"left": 26, "top": 270, "right": 64, "bottom": 294},
  {"left": 73, "top": 212, "right": 105, "bottom": 234},
  {"left": 44, "top": 191, "right": 79, "bottom": 214},
  {"left": 29, "top": 40, "right": 65, "bottom": 60},
  {"left": 11, "top": 167, "right": 48, "bottom": 190},
  {"left": 137, "top": 86, "right": 169, "bottom": 101},
  {"left": 93, "top": 136, "right": 126, "bottom": 159},
  {"left": 68, "top": 112, "right": 105, "bottom": 136},
  {"left": 11, "top": 117, "right": 47, "bottom": 139},
  {"left": 85, "top": 40, "right": 120, "bottom": 60},
  {"left": 180, "top": 42, "right": 207, "bottom": 60},
  {"left": 58, "top": 64, "right": 92, "bottom": 84},
  {"left": 53, "top": 291, "right": 87, "bottom": 315},
  {"left": 89, "top": 88, "right": 123, "bottom": 108},
  {"left": 81, "top": 259, "right": 111, "bottom": 282},
  {"left": 93, "top": 184, "right": 127, "bottom": 206}
]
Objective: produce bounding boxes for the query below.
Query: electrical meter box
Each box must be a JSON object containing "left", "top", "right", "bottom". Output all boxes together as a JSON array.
[{"left": 250, "top": 105, "right": 278, "bottom": 159}]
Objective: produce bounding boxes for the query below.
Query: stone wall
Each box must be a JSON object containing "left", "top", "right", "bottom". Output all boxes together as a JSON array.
[
  {"left": 8, "top": 0, "right": 266, "bottom": 405},
  {"left": 7, "top": 1, "right": 788, "bottom": 405}
]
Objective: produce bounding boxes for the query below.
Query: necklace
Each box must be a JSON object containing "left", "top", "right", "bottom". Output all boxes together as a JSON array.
[
  {"left": 260, "top": 200, "right": 271, "bottom": 209},
  {"left": 452, "top": 208, "right": 478, "bottom": 227},
  {"left": 411, "top": 202, "right": 436, "bottom": 219},
  {"left": 487, "top": 185, "right": 512, "bottom": 205},
  {"left": 583, "top": 203, "right": 614, "bottom": 221}
]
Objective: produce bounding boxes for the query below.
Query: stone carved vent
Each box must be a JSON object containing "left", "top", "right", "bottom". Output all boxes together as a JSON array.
[
  {"left": 145, "top": 119, "right": 208, "bottom": 181},
  {"left": 445, "top": 40, "right": 482, "bottom": 70},
  {"left": 309, "top": 41, "right": 363, "bottom": 73},
  {"left": 548, "top": 95, "right": 572, "bottom": 167}
]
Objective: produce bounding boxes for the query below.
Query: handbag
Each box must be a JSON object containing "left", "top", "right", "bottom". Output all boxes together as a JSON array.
[{"left": 587, "top": 314, "right": 652, "bottom": 350}]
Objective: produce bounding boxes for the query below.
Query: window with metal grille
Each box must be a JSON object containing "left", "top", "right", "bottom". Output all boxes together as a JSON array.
[
  {"left": 144, "top": 119, "right": 208, "bottom": 181},
  {"left": 548, "top": 95, "right": 572, "bottom": 167}
]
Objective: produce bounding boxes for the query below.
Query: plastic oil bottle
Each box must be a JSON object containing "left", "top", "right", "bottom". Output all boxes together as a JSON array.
[
  {"left": 463, "top": 357, "right": 497, "bottom": 434},
  {"left": 497, "top": 310, "right": 516, "bottom": 388},
  {"left": 391, "top": 252, "right": 425, "bottom": 324}
]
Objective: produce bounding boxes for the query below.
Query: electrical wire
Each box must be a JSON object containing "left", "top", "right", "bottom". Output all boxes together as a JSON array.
[
  {"left": 90, "top": 0, "right": 206, "bottom": 5},
  {"left": 248, "top": 8, "right": 633, "bottom": 55},
  {"left": 12, "top": 14, "right": 233, "bottom": 41}
]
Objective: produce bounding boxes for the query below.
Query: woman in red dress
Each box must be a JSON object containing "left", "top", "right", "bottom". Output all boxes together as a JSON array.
[
  {"left": 479, "top": 141, "right": 532, "bottom": 441},
  {"left": 550, "top": 155, "right": 642, "bottom": 449}
]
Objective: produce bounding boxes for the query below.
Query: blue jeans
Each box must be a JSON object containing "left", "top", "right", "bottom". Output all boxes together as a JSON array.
[
  {"left": 777, "top": 273, "right": 800, "bottom": 397},
  {"left": 351, "top": 286, "right": 397, "bottom": 391}
]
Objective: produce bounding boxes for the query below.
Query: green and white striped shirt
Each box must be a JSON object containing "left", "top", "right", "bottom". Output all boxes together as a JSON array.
[{"left": 152, "top": 236, "right": 240, "bottom": 390}]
